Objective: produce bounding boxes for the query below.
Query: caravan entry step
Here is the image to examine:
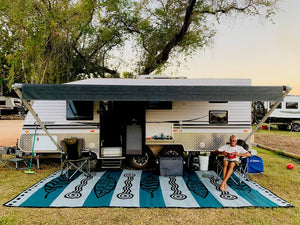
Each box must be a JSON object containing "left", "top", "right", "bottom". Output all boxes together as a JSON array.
[{"left": 101, "top": 147, "right": 122, "bottom": 157}]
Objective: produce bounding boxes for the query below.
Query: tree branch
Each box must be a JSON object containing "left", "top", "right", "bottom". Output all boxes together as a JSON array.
[
  {"left": 142, "top": 0, "right": 196, "bottom": 74},
  {"left": 72, "top": 46, "right": 118, "bottom": 77},
  {"left": 200, "top": 0, "right": 254, "bottom": 15}
]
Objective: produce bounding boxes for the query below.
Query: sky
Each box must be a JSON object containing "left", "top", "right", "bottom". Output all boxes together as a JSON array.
[{"left": 171, "top": 0, "right": 300, "bottom": 95}]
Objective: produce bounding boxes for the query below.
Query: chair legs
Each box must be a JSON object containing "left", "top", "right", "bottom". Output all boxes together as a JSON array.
[
  {"left": 215, "top": 158, "right": 249, "bottom": 186},
  {"left": 231, "top": 161, "right": 249, "bottom": 185},
  {"left": 61, "top": 159, "right": 90, "bottom": 180}
]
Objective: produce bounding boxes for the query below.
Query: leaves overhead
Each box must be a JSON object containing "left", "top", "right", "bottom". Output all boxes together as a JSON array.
[{"left": 0, "top": 0, "right": 278, "bottom": 90}]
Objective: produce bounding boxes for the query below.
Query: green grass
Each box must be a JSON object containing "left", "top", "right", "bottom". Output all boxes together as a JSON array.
[{"left": 1, "top": 150, "right": 299, "bottom": 225}]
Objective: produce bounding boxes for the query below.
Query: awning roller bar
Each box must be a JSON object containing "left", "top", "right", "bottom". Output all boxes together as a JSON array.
[{"left": 13, "top": 83, "right": 287, "bottom": 102}]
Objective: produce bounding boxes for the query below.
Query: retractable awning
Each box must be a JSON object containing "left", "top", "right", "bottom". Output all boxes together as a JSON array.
[{"left": 17, "top": 83, "right": 286, "bottom": 102}]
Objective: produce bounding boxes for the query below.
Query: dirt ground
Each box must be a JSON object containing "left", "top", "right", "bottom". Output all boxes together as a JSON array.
[
  {"left": 0, "top": 120, "right": 24, "bottom": 147},
  {"left": 254, "top": 132, "right": 300, "bottom": 155},
  {"left": 0, "top": 120, "right": 300, "bottom": 156}
]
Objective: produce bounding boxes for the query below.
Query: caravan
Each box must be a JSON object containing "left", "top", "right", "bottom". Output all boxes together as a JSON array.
[
  {"left": 261, "top": 95, "right": 300, "bottom": 131},
  {"left": 13, "top": 77, "right": 288, "bottom": 170},
  {"left": 0, "top": 96, "right": 22, "bottom": 115}
]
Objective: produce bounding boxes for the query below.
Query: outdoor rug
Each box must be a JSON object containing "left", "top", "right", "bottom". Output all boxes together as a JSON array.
[{"left": 4, "top": 170, "right": 293, "bottom": 208}]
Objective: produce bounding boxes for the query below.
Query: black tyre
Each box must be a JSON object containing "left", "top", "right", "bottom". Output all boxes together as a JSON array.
[
  {"left": 277, "top": 124, "right": 288, "bottom": 131},
  {"left": 129, "top": 149, "right": 153, "bottom": 169},
  {"left": 292, "top": 123, "right": 300, "bottom": 132},
  {"left": 160, "top": 146, "right": 183, "bottom": 156}
]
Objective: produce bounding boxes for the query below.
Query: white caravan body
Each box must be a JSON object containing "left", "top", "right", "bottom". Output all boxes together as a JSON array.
[
  {"left": 15, "top": 77, "right": 287, "bottom": 169},
  {"left": 266, "top": 95, "right": 300, "bottom": 120},
  {"left": 18, "top": 78, "right": 252, "bottom": 159}
]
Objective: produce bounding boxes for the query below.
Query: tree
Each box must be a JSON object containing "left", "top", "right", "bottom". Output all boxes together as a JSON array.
[
  {"left": 0, "top": 0, "right": 125, "bottom": 87},
  {"left": 130, "top": 0, "right": 278, "bottom": 74},
  {"left": 0, "top": 0, "right": 278, "bottom": 89}
]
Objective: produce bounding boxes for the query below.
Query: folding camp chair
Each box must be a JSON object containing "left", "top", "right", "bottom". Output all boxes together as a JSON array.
[
  {"left": 215, "top": 155, "right": 249, "bottom": 185},
  {"left": 61, "top": 138, "right": 91, "bottom": 180},
  {"left": 215, "top": 139, "right": 251, "bottom": 185}
]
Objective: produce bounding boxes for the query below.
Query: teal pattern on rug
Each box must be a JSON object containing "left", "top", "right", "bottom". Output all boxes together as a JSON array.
[{"left": 4, "top": 170, "right": 293, "bottom": 208}]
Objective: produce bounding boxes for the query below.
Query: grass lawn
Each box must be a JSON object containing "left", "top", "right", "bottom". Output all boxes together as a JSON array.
[{"left": 0, "top": 148, "right": 299, "bottom": 225}]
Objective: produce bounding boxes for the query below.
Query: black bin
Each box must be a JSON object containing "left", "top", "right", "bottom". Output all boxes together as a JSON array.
[{"left": 159, "top": 156, "right": 183, "bottom": 176}]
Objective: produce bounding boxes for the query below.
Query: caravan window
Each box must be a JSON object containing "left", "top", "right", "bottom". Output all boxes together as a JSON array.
[
  {"left": 0, "top": 101, "right": 5, "bottom": 105},
  {"left": 286, "top": 102, "right": 298, "bottom": 109},
  {"left": 66, "top": 101, "right": 93, "bottom": 120},
  {"left": 209, "top": 110, "right": 228, "bottom": 124},
  {"left": 209, "top": 101, "right": 228, "bottom": 103},
  {"left": 269, "top": 102, "right": 282, "bottom": 109}
]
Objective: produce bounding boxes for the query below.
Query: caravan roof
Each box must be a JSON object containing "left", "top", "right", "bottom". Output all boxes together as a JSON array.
[{"left": 14, "top": 78, "right": 287, "bottom": 102}]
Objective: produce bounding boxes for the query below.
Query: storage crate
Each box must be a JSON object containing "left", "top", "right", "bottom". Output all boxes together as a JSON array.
[{"left": 159, "top": 156, "right": 183, "bottom": 176}]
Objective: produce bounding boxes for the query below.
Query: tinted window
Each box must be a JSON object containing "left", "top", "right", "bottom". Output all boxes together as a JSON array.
[
  {"left": 209, "top": 110, "right": 228, "bottom": 124},
  {"left": 66, "top": 101, "right": 93, "bottom": 120},
  {"left": 209, "top": 101, "right": 228, "bottom": 103},
  {"left": 0, "top": 101, "right": 6, "bottom": 105},
  {"left": 286, "top": 102, "right": 298, "bottom": 109}
]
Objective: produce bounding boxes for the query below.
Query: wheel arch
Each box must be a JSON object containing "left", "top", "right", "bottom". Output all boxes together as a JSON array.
[
  {"left": 147, "top": 144, "right": 185, "bottom": 156},
  {"left": 159, "top": 144, "right": 185, "bottom": 156}
]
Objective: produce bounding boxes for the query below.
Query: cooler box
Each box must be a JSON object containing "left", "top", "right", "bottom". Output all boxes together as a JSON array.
[
  {"left": 243, "top": 155, "right": 264, "bottom": 173},
  {"left": 159, "top": 156, "right": 183, "bottom": 176}
]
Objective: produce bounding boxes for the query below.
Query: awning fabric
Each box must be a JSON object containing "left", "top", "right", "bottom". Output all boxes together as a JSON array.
[{"left": 21, "top": 83, "right": 285, "bottom": 101}]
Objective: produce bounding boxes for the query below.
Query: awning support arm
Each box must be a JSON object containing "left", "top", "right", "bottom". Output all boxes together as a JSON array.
[
  {"left": 12, "top": 86, "right": 61, "bottom": 151},
  {"left": 244, "top": 86, "right": 292, "bottom": 142}
]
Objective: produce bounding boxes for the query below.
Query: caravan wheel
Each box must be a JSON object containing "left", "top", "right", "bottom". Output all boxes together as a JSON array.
[
  {"left": 129, "top": 151, "right": 152, "bottom": 169},
  {"left": 160, "top": 146, "right": 183, "bottom": 156},
  {"left": 277, "top": 124, "right": 288, "bottom": 131},
  {"left": 292, "top": 123, "right": 300, "bottom": 132}
]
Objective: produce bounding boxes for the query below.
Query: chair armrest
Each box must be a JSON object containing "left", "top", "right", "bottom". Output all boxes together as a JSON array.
[{"left": 81, "top": 151, "right": 91, "bottom": 157}]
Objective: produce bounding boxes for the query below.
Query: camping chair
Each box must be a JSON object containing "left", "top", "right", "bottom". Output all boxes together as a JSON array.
[
  {"left": 215, "top": 154, "right": 250, "bottom": 185},
  {"left": 215, "top": 139, "right": 251, "bottom": 185},
  {"left": 60, "top": 138, "right": 91, "bottom": 180}
]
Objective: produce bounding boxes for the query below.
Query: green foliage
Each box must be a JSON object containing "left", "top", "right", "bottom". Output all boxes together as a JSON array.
[
  {"left": 0, "top": 0, "right": 278, "bottom": 90},
  {"left": 122, "top": 71, "right": 135, "bottom": 78}
]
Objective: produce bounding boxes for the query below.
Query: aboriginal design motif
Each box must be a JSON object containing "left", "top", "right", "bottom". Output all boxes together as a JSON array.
[
  {"left": 227, "top": 179, "right": 255, "bottom": 198},
  {"left": 117, "top": 173, "right": 135, "bottom": 200},
  {"left": 202, "top": 174, "right": 238, "bottom": 200},
  {"left": 64, "top": 175, "right": 93, "bottom": 199},
  {"left": 186, "top": 175, "right": 209, "bottom": 198},
  {"left": 44, "top": 175, "right": 73, "bottom": 198},
  {"left": 140, "top": 175, "right": 160, "bottom": 198},
  {"left": 169, "top": 176, "right": 187, "bottom": 200},
  {"left": 94, "top": 173, "right": 117, "bottom": 198}
]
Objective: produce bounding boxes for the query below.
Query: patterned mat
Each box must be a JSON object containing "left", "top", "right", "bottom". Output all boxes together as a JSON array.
[{"left": 4, "top": 170, "right": 293, "bottom": 208}]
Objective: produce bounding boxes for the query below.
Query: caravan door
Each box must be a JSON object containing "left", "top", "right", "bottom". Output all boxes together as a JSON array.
[{"left": 100, "top": 101, "right": 145, "bottom": 155}]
